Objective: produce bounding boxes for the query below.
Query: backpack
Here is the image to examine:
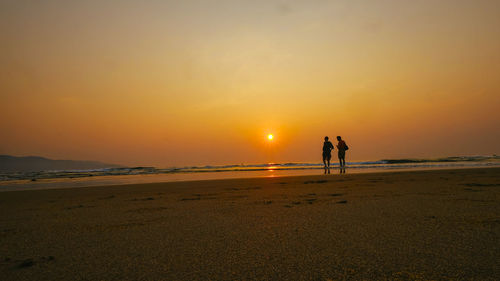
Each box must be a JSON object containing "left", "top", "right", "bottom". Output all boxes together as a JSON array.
[{"left": 342, "top": 141, "right": 349, "bottom": 150}]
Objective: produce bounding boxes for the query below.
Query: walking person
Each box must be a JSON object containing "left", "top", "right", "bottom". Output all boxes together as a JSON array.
[
  {"left": 336, "top": 136, "right": 348, "bottom": 171},
  {"left": 322, "top": 136, "right": 334, "bottom": 174}
]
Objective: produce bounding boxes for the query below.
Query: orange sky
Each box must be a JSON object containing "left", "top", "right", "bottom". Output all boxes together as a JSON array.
[{"left": 1, "top": 0, "right": 499, "bottom": 166}]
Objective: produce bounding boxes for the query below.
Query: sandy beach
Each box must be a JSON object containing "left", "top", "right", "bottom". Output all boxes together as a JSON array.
[{"left": 1, "top": 167, "right": 499, "bottom": 280}]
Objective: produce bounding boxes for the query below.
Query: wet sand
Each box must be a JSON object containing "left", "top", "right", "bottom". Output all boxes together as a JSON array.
[{"left": 1, "top": 167, "right": 499, "bottom": 280}]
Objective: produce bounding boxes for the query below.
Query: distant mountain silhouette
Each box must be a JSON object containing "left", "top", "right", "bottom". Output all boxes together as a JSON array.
[{"left": 0, "top": 155, "right": 122, "bottom": 172}]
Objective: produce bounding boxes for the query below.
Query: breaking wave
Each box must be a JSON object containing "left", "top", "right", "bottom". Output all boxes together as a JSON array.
[{"left": 1, "top": 155, "right": 499, "bottom": 182}]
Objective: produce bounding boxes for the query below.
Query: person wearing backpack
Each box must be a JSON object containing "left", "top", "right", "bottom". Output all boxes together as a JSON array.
[{"left": 336, "top": 136, "right": 348, "bottom": 168}]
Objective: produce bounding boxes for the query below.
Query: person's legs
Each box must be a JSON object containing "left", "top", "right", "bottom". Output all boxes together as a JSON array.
[
  {"left": 338, "top": 151, "right": 346, "bottom": 167},
  {"left": 323, "top": 154, "right": 328, "bottom": 173},
  {"left": 327, "top": 156, "right": 331, "bottom": 174}
]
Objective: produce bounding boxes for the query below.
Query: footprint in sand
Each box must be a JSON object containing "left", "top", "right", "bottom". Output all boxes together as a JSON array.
[
  {"left": 226, "top": 187, "right": 261, "bottom": 191},
  {"left": 304, "top": 180, "right": 328, "bottom": 184},
  {"left": 181, "top": 194, "right": 218, "bottom": 201},
  {"left": 464, "top": 188, "right": 482, "bottom": 192},
  {"left": 131, "top": 197, "right": 155, "bottom": 201},
  {"left": 464, "top": 183, "right": 499, "bottom": 187},
  {"left": 65, "top": 204, "right": 94, "bottom": 210},
  {"left": 305, "top": 198, "right": 317, "bottom": 204},
  {"left": 180, "top": 197, "right": 201, "bottom": 201},
  {"left": 329, "top": 193, "right": 343, "bottom": 197},
  {"left": 12, "top": 256, "right": 55, "bottom": 269}
]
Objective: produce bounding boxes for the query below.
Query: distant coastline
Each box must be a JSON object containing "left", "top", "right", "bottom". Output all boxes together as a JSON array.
[{"left": 0, "top": 155, "right": 121, "bottom": 173}]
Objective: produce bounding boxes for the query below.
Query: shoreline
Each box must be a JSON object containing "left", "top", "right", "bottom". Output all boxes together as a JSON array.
[{"left": 1, "top": 165, "right": 499, "bottom": 192}]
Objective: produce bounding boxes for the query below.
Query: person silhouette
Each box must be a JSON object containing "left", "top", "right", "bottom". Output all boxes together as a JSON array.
[
  {"left": 336, "top": 136, "right": 348, "bottom": 169},
  {"left": 322, "top": 136, "right": 334, "bottom": 173}
]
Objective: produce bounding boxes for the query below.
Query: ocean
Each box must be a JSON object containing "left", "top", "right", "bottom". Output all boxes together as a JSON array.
[{"left": 1, "top": 156, "right": 499, "bottom": 191}]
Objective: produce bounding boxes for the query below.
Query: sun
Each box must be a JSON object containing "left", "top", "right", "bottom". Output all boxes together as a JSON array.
[{"left": 267, "top": 134, "right": 274, "bottom": 140}]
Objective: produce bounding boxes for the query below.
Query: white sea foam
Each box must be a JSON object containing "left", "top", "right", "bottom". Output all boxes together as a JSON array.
[{"left": 1, "top": 155, "right": 499, "bottom": 182}]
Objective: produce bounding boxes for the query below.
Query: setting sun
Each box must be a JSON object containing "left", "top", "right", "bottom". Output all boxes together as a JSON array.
[{"left": 267, "top": 134, "right": 274, "bottom": 141}]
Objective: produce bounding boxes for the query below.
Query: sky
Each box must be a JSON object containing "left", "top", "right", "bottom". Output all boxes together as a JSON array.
[{"left": 1, "top": 0, "right": 499, "bottom": 167}]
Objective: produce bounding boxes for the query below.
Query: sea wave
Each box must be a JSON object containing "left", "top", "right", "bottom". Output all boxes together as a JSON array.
[
  {"left": 0, "top": 155, "right": 498, "bottom": 182},
  {"left": 380, "top": 155, "right": 499, "bottom": 164}
]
